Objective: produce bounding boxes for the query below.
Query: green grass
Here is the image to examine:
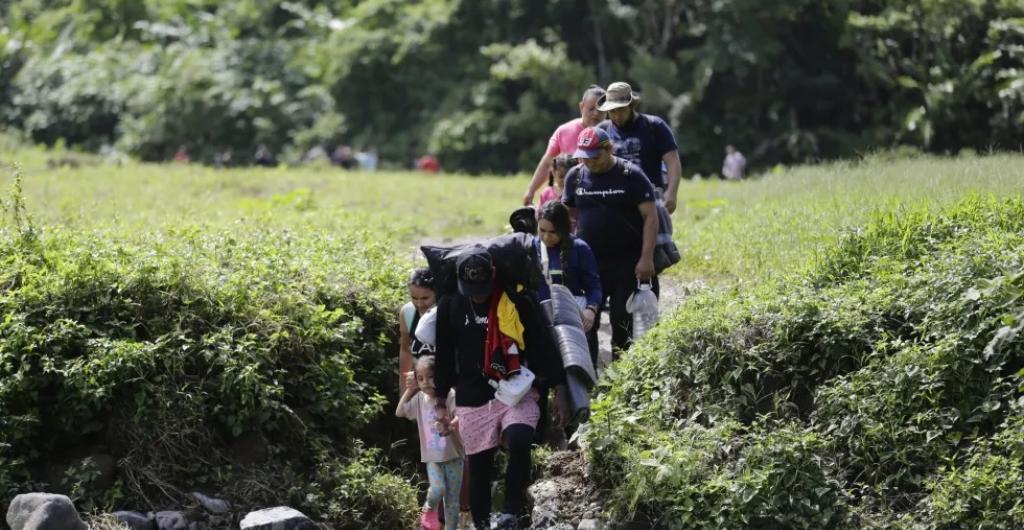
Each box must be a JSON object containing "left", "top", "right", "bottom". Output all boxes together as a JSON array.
[
  {"left": 5, "top": 147, "right": 1022, "bottom": 286},
  {"left": 675, "top": 152, "right": 1024, "bottom": 284}
]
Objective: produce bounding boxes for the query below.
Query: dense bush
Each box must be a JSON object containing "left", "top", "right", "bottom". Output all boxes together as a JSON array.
[
  {"left": 0, "top": 182, "right": 418, "bottom": 526},
  {"left": 585, "top": 197, "right": 1024, "bottom": 527}
]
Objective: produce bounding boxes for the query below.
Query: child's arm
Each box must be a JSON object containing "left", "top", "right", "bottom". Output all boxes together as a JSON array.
[{"left": 395, "top": 383, "right": 420, "bottom": 418}]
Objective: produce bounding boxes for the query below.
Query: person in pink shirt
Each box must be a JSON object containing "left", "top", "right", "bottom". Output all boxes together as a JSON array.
[
  {"left": 537, "top": 154, "right": 574, "bottom": 208},
  {"left": 521, "top": 85, "right": 606, "bottom": 206}
]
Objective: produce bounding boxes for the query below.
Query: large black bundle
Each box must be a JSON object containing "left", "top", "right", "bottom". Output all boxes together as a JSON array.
[{"left": 421, "top": 233, "right": 542, "bottom": 296}]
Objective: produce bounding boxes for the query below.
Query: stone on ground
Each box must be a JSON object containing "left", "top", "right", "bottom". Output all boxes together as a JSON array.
[
  {"left": 112, "top": 511, "right": 156, "bottom": 530},
  {"left": 154, "top": 510, "right": 188, "bottom": 530},
  {"left": 239, "top": 507, "right": 315, "bottom": 530},
  {"left": 5, "top": 493, "right": 87, "bottom": 530}
]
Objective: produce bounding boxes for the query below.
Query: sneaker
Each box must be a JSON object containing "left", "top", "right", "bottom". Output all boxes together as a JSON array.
[{"left": 494, "top": 513, "right": 517, "bottom": 530}]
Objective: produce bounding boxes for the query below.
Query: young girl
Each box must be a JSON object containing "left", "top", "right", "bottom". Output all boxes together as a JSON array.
[
  {"left": 397, "top": 356, "right": 464, "bottom": 530},
  {"left": 534, "top": 201, "right": 602, "bottom": 363},
  {"left": 537, "top": 154, "right": 574, "bottom": 208},
  {"left": 399, "top": 268, "right": 437, "bottom": 393}
]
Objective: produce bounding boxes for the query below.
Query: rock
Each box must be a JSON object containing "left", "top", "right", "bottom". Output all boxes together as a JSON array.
[
  {"left": 191, "top": 492, "right": 230, "bottom": 514},
  {"left": 154, "top": 511, "right": 188, "bottom": 530},
  {"left": 187, "top": 522, "right": 208, "bottom": 530},
  {"left": 239, "top": 507, "right": 315, "bottom": 530},
  {"left": 577, "top": 519, "right": 605, "bottom": 530},
  {"left": 6, "top": 493, "right": 87, "bottom": 530},
  {"left": 112, "top": 511, "right": 156, "bottom": 530}
]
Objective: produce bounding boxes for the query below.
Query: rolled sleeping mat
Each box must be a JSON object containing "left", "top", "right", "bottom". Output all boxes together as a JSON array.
[
  {"left": 554, "top": 324, "right": 597, "bottom": 386},
  {"left": 565, "top": 371, "right": 591, "bottom": 423},
  {"left": 549, "top": 284, "right": 584, "bottom": 328}
]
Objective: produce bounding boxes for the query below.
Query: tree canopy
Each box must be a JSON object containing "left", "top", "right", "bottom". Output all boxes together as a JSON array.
[{"left": 1, "top": 0, "right": 1022, "bottom": 174}]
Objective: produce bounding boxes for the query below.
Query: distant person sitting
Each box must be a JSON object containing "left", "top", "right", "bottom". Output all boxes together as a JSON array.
[
  {"left": 173, "top": 146, "right": 190, "bottom": 164},
  {"left": 213, "top": 149, "right": 234, "bottom": 168},
  {"left": 597, "top": 82, "right": 682, "bottom": 213},
  {"left": 417, "top": 154, "right": 441, "bottom": 174},
  {"left": 332, "top": 145, "right": 356, "bottom": 169},
  {"left": 254, "top": 144, "right": 276, "bottom": 167},
  {"left": 722, "top": 144, "right": 747, "bottom": 180}
]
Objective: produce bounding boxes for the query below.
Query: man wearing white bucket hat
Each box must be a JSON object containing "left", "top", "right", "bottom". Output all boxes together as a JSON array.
[{"left": 597, "top": 81, "right": 683, "bottom": 214}]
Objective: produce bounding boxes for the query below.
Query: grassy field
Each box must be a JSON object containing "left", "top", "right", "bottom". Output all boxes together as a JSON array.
[{"left": 5, "top": 148, "right": 1023, "bottom": 285}]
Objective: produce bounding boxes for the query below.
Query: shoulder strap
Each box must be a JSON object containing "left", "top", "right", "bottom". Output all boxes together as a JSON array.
[{"left": 402, "top": 303, "right": 416, "bottom": 331}]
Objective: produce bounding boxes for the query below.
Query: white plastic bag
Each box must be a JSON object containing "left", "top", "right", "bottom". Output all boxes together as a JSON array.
[
  {"left": 487, "top": 365, "right": 535, "bottom": 407},
  {"left": 414, "top": 306, "right": 438, "bottom": 347}
]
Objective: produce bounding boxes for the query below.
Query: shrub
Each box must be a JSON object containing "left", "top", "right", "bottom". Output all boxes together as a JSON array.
[
  {"left": 0, "top": 206, "right": 417, "bottom": 523},
  {"left": 586, "top": 197, "right": 1024, "bottom": 527}
]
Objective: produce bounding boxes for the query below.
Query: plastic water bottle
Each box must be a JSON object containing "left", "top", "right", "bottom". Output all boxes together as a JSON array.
[{"left": 626, "top": 281, "right": 659, "bottom": 339}]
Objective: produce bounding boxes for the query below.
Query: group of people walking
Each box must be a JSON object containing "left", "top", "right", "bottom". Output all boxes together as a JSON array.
[{"left": 396, "top": 81, "right": 682, "bottom": 530}]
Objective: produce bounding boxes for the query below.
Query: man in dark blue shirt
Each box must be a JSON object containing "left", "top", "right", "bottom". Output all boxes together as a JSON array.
[
  {"left": 563, "top": 127, "right": 659, "bottom": 358},
  {"left": 597, "top": 81, "right": 683, "bottom": 213}
]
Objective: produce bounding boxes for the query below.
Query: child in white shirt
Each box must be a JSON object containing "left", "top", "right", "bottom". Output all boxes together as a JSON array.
[{"left": 396, "top": 356, "right": 464, "bottom": 529}]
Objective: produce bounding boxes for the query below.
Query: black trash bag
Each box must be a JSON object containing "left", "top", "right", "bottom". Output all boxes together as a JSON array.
[{"left": 421, "top": 233, "right": 543, "bottom": 297}]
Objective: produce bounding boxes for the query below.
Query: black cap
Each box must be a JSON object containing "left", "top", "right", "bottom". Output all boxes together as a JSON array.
[
  {"left": 456, "top": 245, "right": 494, "bottom": 298},
  {"left": 509, "top": 206, "right": 537, "bottom": 234}
]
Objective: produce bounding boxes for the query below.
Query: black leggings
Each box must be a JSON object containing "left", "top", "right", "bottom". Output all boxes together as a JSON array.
[
  {"left": 587, "top": 257, "right": 659, "bottom": 362},
  {"left": 468, "top": 424, "right": 534, "bottom": 526}
]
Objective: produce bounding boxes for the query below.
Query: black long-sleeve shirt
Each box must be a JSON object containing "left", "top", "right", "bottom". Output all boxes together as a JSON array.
[{"left": 434, "top": 288, "right": 564, "bottom": 408}]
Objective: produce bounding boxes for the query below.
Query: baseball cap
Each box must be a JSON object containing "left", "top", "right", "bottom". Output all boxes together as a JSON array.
[
  {"left": 456, "top": 245, "right": 494, "bottom": 298},
  {"left": 573, "top": 127, "right": 611, "bottom": 159},
  {"left": 509, "top": 206, "right": 538, "bottom": 235},
  {"left": 596, "top": 81, "right": 640, "bottom": 112}
]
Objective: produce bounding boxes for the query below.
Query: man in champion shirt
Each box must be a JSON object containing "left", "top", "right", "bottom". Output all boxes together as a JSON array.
[{"left": 562, "top": 127, "right": 659, "bottom": 359}]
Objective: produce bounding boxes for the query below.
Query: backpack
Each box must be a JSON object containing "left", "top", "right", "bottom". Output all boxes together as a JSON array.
[{"left": 420, "top": 232, "right": 543, "bottom": 297}]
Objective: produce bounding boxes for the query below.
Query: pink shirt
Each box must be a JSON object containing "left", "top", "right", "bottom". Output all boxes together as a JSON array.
[
  {"left": 546, "top": 118, "right": 586, "bottom": 157},
  {"left": 539, "top": 186, "right": 561, "bottom": 206}
]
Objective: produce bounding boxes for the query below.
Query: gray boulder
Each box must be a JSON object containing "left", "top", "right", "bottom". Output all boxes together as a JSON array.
[
  {"left": 6, "top": 493, "right": 87, "bottom": 530},
  {"left": 154, "top": 511, "right": 188, "bottom": 530},
  {"left": 112, "top": 511, "right": 156, "bottom": 530},
  {"left": 239, "top": 507, "right": 314, "bottom": 530},
  {"left": 191, "top": 492, "right": 230, "bottom": 514},
  {"left": 578, "top": 519, "right": 606, "bottom": 530}
]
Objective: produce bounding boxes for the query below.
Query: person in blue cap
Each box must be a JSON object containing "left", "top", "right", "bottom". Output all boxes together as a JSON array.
[{"left": 562, "top": 127, "right": 659, "bottom": 360}]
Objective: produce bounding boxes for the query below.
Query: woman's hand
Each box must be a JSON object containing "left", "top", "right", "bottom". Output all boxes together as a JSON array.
[{"left": 582, "top": 307, "right": 596, "bottom": 332}]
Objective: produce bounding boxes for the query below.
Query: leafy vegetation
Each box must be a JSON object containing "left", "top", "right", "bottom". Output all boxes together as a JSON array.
[
  {"left": 1, "top": 1, "right": 1022, "bottom": 173},
  {"left": 0, "top": 166, "right": 418, "bottom": 527},
  {"left": 1, "top": 150, "right": 1022, "bottom": 527},
  {"left": 585, "top": 196, "right": 1024, "bottom": 528}
]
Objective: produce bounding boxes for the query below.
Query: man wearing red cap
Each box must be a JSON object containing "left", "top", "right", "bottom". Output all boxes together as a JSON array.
[
  {"left": 562, "top": 127, "right": 659, "bottom": 359},
  {"left": 597, "top": 81, "right": 682, "bottom": 213}
]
